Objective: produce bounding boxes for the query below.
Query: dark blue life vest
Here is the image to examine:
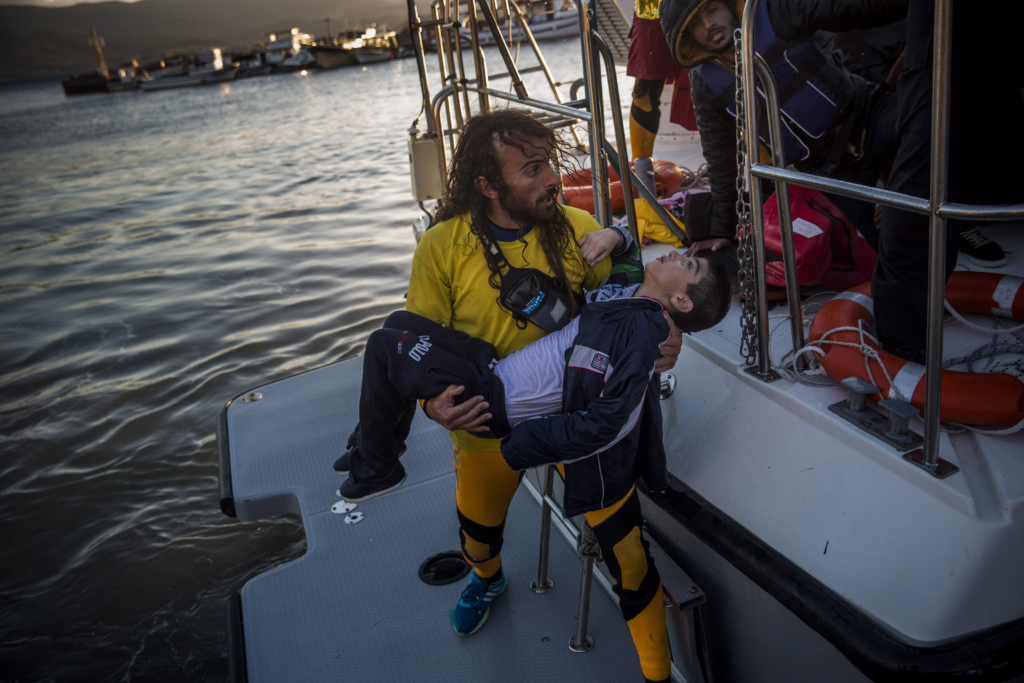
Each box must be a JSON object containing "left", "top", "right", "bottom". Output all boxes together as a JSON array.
[{"left": 695, "top": 2, "right": 843, "bottom": 163}]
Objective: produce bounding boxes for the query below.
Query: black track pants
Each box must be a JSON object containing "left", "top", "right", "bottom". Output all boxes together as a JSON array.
[
  {"left": 823, "top": 90, "right": 900, "bottom": 250},
  {"left": 346, "top": 311, "right": 509, "bottom": 483},
  {"left": 871, "top": 0, "right": 1024, "bottom": 352}
]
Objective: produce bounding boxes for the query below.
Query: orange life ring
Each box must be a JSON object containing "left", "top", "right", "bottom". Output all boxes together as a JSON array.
[
  {"left": 807, "top": 272, "right": 1024, "bottom": 426},
  {"left": 562, "top": 160, "right": 685, "bottom": 215}
]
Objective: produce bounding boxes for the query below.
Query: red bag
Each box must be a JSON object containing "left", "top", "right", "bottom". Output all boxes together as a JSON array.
[{"left": 763, "top": 185, "right": 877, "bottom": 289}]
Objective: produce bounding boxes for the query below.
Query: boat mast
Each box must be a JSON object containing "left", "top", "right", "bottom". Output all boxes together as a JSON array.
[
  {"left": 89, "top": 27, "right": 109, "bottom": 78},
  {"left": 324, "top": 18, "right": 335, "bottom": 45}
]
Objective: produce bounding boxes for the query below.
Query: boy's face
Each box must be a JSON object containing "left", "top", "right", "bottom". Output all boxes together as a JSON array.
[{"left": 645, "top": 251, "right": 707, "bottom": 299}]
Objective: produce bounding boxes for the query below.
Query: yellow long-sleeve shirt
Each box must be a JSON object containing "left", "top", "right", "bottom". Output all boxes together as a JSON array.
[{"left": 406, "top": 206, "right": 612, "bottom": 451}]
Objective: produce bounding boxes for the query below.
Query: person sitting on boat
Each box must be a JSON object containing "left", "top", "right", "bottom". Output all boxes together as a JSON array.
[
  {"left": 660, "top": 0, "right": 1007, "bottom": 268},
  {"left": 336, "top": 251, "right": 730, "bottom": 682},
  {"left": 333, "top": 108, "right": 686, "bottom": 681}
]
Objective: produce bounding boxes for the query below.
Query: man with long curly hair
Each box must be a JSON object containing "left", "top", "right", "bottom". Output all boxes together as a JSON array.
[{"left": 343, "top": 109, "right": 681, "bottom": 673}]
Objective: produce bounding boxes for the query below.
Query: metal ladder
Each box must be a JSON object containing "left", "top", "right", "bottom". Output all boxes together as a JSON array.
[
  {"left": 528, "top": 465, "right": 712, "bottom": 681},
  {"left": 592, "top": 0, "right": 631, "bottom": 67}
]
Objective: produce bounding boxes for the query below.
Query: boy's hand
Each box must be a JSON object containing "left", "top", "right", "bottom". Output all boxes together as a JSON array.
[
  {"left": 424, "top": 385, "right": 492, "bottom": 432},
  {"left": 578, "top": 228, "right": 621, "bottom": 265},
  {"left": 655, "top": 312, "right": 682, "bottom": 372},
  {"left": 684, "top": 237, "right": 731, "bottom": 256}
]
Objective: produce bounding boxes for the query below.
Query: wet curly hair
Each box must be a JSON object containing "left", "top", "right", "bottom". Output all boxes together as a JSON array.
[{"left": 433, "top": 109, "right": 582, "bottom": 312}]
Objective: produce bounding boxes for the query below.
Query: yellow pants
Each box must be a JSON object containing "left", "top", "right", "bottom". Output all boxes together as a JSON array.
[{"left": 454, "top": 447, "right": 671, "bottom": 682}]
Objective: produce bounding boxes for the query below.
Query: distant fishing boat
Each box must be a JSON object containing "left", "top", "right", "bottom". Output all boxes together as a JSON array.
[
  {"left": 351, "top": 48, "right": 394, "bottom": 64},
  {"left": 309, "top": 45, "right": 357, "bottom": 69},
  {"left": 62, "top": 27, "right": 112, "bottom": 96},
  {"left": 315, "top": 26, "right": 397, "bottom": 68},
  {"left": 140, "top": 64, "right": 239, "bottom": 91}
]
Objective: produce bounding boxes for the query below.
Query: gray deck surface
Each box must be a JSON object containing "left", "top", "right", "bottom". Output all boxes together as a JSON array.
[{"left": 227, "top": 358, "right": 645, "bottom": 682}]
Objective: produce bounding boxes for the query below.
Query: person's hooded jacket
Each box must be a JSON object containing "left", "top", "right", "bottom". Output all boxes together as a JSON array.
[
  {"left": 500, "top": 287, "right": 670, "bottom": 518},
  {"left": 660, "top": 0, "right": 907, "bottom": 242}
]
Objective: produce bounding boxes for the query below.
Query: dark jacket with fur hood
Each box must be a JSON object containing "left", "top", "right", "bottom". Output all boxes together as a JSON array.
[{"left": 660, "top": 0, "right": 907, "bottom": 241}]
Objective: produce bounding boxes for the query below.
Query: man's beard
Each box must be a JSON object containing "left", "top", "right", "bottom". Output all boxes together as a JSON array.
[
  {"left": 498, "top": 186, "right": 559, "bottom": 229},
  {"left": 706, "top": 29, "right": 735, "bottom": 54}
]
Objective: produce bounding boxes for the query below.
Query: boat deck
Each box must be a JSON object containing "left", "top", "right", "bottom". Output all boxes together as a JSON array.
[{"left": 223, "top": 359, "right": 678, "bottom": 682}]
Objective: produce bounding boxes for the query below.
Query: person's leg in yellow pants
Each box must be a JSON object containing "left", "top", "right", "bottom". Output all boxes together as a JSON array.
[
  {"left": 631, "top": 78, "right": 666, "bottom": 161},
  {"left": 584, "top": 484, "right": 671, "bottom": 682},
  {"left": 452, "top": 445, "right": 521, "bottom": 580}
]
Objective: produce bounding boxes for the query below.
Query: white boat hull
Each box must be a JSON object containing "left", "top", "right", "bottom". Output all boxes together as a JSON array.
[
  {"left": 459, "top": 11, "right": 580, "bottom": 46},
  {"left": 140, "top": 65, "right": 239, "bottom": 91}
]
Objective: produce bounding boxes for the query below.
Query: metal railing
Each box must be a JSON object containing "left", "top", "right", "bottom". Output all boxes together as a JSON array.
[{"left": 737, "top": 0, "right": 1024, "bottom": 474}]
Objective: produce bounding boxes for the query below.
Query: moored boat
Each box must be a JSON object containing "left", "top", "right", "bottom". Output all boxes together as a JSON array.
[
  {"left": 140, "top": 64, "right": 239, "bottom": 91},
  {"left": 310, "top": 45, "right": 357, "bottom": 69},
  {"left": 351, "top": 48, "right": 394, "bottom": 64}
]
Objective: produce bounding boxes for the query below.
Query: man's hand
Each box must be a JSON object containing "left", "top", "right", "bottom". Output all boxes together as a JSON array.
[
  {"left": 423, "top": 384, "right": 493, "bottom": 432},
  {"left": 655, "top": 311, "right": 682, "bottom": 373},
  {"left": 578, "top": 228, "right": 622, "bottom": 265},
  {"left": 684, "top": 237, "right": 732, "bottom": 257}
]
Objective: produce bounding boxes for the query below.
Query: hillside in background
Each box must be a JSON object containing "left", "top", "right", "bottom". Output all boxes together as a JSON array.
[{"left": 0, "top": 0, "right": 416, "bottom": 80}]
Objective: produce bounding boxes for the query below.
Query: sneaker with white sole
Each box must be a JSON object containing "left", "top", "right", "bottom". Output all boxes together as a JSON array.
[
  {"left": 450, "top": 571, "right": 507, "bottom": 636},
  {"left": 333, "top": 443, "right": 407, "bottom": 475},
  {"left": 338, "top": 463, "right": 408, "bottom": 503},
  {"left": 959, "top": 227, "right": 1006, "bottom": 268}
]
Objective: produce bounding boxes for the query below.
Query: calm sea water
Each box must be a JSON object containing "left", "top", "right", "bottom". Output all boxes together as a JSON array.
[{"left": 0, "top": 42, "right": 612, "bottom": 681}]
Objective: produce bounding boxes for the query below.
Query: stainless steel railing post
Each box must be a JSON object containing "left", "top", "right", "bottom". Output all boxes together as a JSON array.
[
  {"left": 579, "top": 0, "right": 610, "bottom": 227},
  {"left": 753, "top": 55, "right": 805, "bottom": 366},
  {"left": 466, "top": 0, "right": 490, "bottom": 112},
  {"left": 451, "top": 1, "right": 474, "bottom": 118},
  {"left": 922, "top": 0, "right": 953, "bottom": 468},
  {"left": 568, "top": 556, "right": 596, "bottom": 652},
  {"left": 592, "top": 32, "right": 640, "bottom": 245},
  {"left": 740, "top": 0, "right": 773, "bottom": 379},
  {"left": 531, "top": 466, "right": 556, "bottom": 593},
  {"left": 407, "top": 0, "right": 434, "bottom": 133},
  {"left": 433, "top": 2, "right": 457, "bottom": 153},
  {"left": 475, "top": 0, "right": 530, "bottom": 100}
]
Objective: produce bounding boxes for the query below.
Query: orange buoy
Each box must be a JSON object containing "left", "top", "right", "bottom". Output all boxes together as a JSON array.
[
  {"left": 562, "top": 160, "right": 685, "bottom": 215},
  {"left": 807, "top": 272, "right": 1024, "bottom": 426}
]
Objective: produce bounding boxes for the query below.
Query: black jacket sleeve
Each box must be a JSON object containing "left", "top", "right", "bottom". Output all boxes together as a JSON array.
[
  {"left": 500, "top": 349, "right": 657, "bottom": 471},
  {"left": 767, "top": 0, "right": 909, "bottom": 42},
  {"left": 690, "top": 69, "right": 739, "bottom": 242}
]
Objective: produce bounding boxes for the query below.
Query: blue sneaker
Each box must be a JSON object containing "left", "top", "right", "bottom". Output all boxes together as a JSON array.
[{"left": 450, "top": 571, "right": 507, "bottom": 636}]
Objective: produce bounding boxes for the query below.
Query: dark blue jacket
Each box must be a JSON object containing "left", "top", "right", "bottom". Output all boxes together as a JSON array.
[{"left": 499, "top": 297, "right": 670, "bottom": 517}]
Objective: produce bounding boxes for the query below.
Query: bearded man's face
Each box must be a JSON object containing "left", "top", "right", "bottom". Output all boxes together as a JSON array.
[{"left": 492, "top": 135, "right": 560, "bottom": 227}]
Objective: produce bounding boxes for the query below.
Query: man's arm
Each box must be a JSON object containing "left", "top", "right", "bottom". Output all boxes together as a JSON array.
[
  {"left": 500, "top": 343, "right": 661, "bottom": 471},
  {"left": 768, "top": 0, "right": 909, "bottom": 42},
  {"left": 690, "top": 70, "right": 739, "bottom": 245}
]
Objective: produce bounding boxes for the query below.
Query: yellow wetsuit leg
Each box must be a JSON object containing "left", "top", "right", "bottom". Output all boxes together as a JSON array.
[
  {"left": 453, "top": 445, "right": 521, "bottom": 579},
  {"left": 584, "top": 486, "right": 671, "bottom": 682}
]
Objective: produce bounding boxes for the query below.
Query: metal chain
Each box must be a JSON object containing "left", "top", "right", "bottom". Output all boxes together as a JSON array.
[{"left": 734, "top": 29, "right": 758, "bottom": 366}]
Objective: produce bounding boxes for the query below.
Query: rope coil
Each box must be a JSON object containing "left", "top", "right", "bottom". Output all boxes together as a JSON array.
[{"left": 769, "top": 296, "right": 1024, "bottom": 436}]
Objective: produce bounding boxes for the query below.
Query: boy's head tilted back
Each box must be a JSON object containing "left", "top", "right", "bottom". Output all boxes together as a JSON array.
[{"left": 637, "top": 251, "right": 731, "bottom": 333}]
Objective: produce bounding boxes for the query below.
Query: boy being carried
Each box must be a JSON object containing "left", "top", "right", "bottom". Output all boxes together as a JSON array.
[{"left": 334, "top": 250, "right": 730, "bottom": 682}]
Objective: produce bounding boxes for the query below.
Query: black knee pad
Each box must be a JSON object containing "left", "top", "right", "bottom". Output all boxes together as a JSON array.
[
  {"left": 631, "top": 79, "right": 665, "bottom": 134},
  {"left": 457, "top": 509, "right": 506, "bottom": 564}
]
